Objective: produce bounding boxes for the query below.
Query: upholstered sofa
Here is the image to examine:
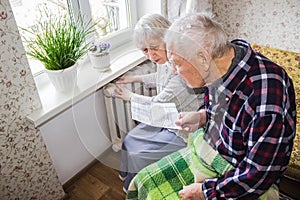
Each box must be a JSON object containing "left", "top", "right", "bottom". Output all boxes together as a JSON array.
[{"left": 252, "top": 44, "right": 300, "bottom": 199}]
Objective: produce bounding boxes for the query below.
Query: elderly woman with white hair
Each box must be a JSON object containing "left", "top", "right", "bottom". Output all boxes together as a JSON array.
[
  {"left": 126, "top": 13, "right": 296, "bottom": 200},
  {"left": 113, "top": 13, "right": 201, "bottom": 193}
]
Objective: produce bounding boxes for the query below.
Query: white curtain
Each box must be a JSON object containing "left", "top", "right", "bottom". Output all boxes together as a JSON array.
[
  {"left": 166, "top": 0, "right": 212, "bottom": 22},
  {"left": 186, "top": 0, "right": 212, "bottom": 14}
]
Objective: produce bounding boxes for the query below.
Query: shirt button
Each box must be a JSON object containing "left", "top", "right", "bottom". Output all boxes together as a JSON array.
[{"left": 225, "top": 97, "right": 229, "bottom": 102}]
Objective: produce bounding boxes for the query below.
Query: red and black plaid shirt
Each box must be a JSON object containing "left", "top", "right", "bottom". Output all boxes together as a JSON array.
[{"left": 202, "top": 40, "right": 296, "bottom": 199}]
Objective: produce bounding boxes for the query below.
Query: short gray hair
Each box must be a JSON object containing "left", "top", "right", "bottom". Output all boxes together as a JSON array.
[
  {"left": 133, "top": 13, "right": 171, "bottom": 48},
  {"left": 165, "top": 13, "right": 230, "bottom": 60}
]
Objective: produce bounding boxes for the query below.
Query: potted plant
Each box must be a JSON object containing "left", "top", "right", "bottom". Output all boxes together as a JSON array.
[
  {"left": 21, "top": 10, "right": 95, "bottom": 92},
  {"left": 88, "top": 41, "right": 111, "bottom": 71}
]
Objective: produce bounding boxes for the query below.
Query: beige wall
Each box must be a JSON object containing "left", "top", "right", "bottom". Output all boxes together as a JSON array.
[{"left": 0, "top": 1, "right": 65, "bottom": 199}]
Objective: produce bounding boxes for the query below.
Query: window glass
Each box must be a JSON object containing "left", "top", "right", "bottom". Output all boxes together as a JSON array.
[
  {"left": 10, "top": 0, "right": 69, "bottom": 75},
  {"left": 10, "top": 0, "right": 135, "bottom": 76},
  {"left": 88, "top": 0, "right": 130, "bottom": 36}
]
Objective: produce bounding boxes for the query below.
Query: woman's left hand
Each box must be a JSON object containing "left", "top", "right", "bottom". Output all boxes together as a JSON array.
[
  {"left": 178, "top": 183, "right": 205, "bottom": 200},
  {"left": 113, "top": 84, "right": 134, "bottom": 101}
]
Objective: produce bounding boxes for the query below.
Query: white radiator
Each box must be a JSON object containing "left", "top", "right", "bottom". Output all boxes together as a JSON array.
[{"left": 103, "top": 61, "right": 157, "bottom": 152}]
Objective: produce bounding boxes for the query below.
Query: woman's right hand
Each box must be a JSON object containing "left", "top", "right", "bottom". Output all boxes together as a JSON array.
[
  {"left": 115, "top": 75, "right": 141, "bottom": 84},
  {"left": 175, "top": 110, "right": 206, "bottom": 132}
]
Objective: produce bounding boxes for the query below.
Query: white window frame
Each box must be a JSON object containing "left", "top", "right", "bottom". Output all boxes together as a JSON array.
[{"left": 71, "top": 0, "right": 137, "bottom": 50}]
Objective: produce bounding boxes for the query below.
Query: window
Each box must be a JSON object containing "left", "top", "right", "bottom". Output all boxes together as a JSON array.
[{"left": 10, "top": 0, "right": 137, "bottom": 75}]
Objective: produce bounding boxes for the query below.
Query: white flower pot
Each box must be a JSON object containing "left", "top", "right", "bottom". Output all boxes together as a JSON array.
[
  {"left": 45, "top": 63, "right": 78, "bottom": 92},
  {"left": 89, "top": 52, "right": 111, "bottom": 71}
]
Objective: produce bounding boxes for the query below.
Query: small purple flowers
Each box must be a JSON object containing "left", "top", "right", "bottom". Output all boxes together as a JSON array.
[{"left": 90, "top": 41, "right": 111, "bottom": 53}]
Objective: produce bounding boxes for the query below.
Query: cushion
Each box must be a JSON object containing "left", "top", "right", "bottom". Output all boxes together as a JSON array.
[{"left": 252, "top": 44, "right": 300, "bottom": 180}]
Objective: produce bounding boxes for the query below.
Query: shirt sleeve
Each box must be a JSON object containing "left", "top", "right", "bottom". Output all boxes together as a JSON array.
[
  {"left": 140, "top": 73, "right": 157, "bottom": 88},
  {"left": 136, "top": 75, "right": 199, "bottom": 112},
  {"left": 202, "top": 113, "right": 293, "bottom": 199}
]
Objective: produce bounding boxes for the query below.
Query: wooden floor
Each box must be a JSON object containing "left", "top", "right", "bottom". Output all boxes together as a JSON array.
[{"left": 63, "top": 149, "right": 126, "bottom": 200}]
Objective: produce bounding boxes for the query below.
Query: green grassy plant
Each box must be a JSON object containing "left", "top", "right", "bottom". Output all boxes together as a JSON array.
[{"left": 21, "top": 11, "right": 95, "bottom": 70}]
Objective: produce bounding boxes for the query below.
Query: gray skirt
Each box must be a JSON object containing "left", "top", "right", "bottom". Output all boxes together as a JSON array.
[{"left": 120, "top": 123, "right": 187, "bottom": 190}]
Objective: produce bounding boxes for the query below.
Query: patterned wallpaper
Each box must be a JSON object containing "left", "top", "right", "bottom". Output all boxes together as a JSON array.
[
  {"left": 0, "top": 1, "right": 65, "bottom": 199},
  {"left": 213, "top": 0, "right": 300, "bottom": 52},
  {"left": 0, "top": 0, "right": 299, "bottom": 198},
  {"left": 166, "top": 0, "right": 299, "bottom": 52}
]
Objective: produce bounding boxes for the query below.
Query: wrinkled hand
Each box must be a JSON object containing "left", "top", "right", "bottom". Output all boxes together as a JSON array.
[
  {"left": 113, "top": 84, "right": 134, "bottom": 101},
  {"left": 178, "top": 183, "right": 205, "bottom": 200},
  {"left": 115, "top": 75, "right": 137, "bottom": 84},
  {"left": 175, "top": 111, "right": 206, "bottom": 132}
]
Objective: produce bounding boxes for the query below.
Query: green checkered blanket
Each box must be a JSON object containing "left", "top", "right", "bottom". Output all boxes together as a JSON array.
[{"left": 126, "top": 128, "right": 278, "bottom": 200}]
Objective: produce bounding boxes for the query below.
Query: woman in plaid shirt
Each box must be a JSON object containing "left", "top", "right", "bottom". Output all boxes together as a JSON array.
[{"left": 165, "top": 13, "right": 296, "bottom": 199}]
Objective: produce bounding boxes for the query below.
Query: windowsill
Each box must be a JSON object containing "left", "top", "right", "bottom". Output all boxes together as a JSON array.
[{"left": 26, "top": 41, "right": 146, "bottom": 127}]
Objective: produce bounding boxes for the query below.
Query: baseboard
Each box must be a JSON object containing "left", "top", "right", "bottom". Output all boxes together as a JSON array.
[
  {"left": 60, "top": 193, "right": 70, "bottom": 200},
  {"left": 62, "top": 159, "right": 98, "bottom": 191},
  {"left": 62, "top": 146, "right": 115, "bottom": 191}
]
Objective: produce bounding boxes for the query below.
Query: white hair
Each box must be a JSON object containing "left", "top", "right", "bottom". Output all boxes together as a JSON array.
[
  {"left": 133, "top": 13, "right": 171, "bottom": 48},
  {"left": 165, "top": 13, "right": 230, "bottom": 61}
]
